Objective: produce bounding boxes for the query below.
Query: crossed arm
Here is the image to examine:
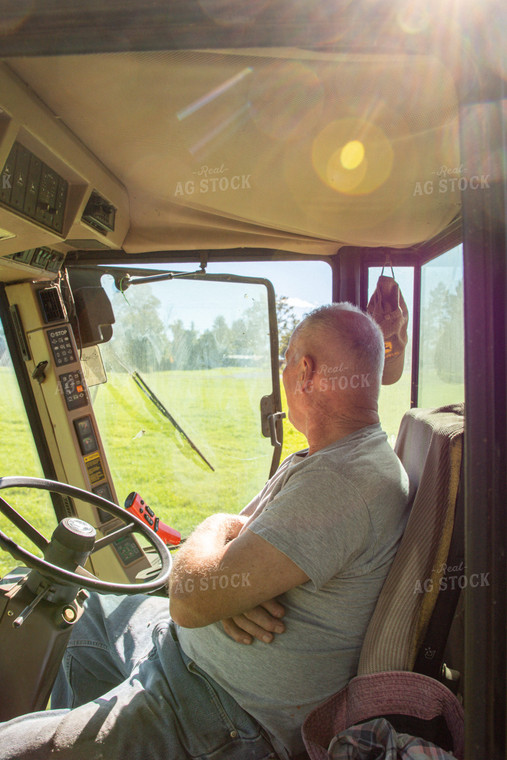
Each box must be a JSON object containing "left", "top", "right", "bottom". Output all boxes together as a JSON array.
[{"left": 168, "top": 513, "right": 309, "bottom": 642}]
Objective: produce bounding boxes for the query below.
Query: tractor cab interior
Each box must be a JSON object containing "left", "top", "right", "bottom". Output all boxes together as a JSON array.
[{"left": 0, "top": 1, "right": 505, "bottom": 758}]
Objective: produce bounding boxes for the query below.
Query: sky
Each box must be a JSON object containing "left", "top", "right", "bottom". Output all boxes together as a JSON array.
[
  {"left": 173, "top": 258, "right": 333, "bottom": 316},
  {"left": 102, "top": 258, "right": 333, "bottom": 336}
]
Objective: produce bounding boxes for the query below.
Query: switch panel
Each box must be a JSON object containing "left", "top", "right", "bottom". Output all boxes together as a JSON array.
[
  {"left": 0, "top": 141, "right": 68, "bottom": 234},
  {"left": 59, "top": 370, "right": 87, "bottom": 411},
  {"left": 47, "top": 325, "right": 77, "bottom": 366}
]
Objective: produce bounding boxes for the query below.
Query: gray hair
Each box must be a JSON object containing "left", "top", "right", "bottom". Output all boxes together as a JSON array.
[{"left": 296, "top": 302, "right": 384, "bottom": 386}]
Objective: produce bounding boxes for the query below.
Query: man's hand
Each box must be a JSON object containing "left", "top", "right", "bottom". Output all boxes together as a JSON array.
[{"left": 221, "top": 599, "right": 286, "bottom": 644}]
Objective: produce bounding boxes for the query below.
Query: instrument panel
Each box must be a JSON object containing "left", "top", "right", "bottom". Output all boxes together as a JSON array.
[{"left": 4, "top": 279, "right": 153, "bottom": 582}]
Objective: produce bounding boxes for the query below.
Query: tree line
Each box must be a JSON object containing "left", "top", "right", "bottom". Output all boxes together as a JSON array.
[{"left": 102, "top": 288, "right": 279, "bottom": 372}]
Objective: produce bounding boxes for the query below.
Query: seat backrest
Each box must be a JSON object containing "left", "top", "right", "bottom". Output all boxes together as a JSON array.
[{"left": 357, "top": 404, "right": 464, "bottom": 675}]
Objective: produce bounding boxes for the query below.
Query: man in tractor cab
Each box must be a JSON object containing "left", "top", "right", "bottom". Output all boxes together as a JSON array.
[{"left": 0, "top": 303, "right": 409, "bottom": 760}]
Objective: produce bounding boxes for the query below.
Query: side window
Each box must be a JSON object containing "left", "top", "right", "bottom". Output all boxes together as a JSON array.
[
  {"left": 419, "top": 245, "right": 464, "bottom": 407},
  {"left": 368, "top": 266, "right": 414, "bottom": 445},
  {"left": 368, "top": 248, "right": 464, "bottom": 444},
  {"left": 0, "top": 320, "right": 56, "bottom": 580}
]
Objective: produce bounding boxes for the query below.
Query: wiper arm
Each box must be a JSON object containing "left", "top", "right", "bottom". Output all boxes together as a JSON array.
[
  {"left": 111, "top": 351, "right": 214, "bottom": 472},
  {"left": 130, "top": 370, "right": 215, "bottom": 472}
]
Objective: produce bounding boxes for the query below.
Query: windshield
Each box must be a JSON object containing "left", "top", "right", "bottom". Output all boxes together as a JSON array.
[{"left": 89, "top": 272, "right": 279, "bottom": 537}]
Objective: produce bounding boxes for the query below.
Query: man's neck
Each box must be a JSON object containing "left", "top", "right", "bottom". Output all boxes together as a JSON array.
[{"left": 305, "top": 411, "right": 379, "bottom": 455}]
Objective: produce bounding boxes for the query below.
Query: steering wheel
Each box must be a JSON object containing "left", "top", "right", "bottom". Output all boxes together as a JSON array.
[{"left": 0, "top": 476, "right": 171, "bottom": 595}]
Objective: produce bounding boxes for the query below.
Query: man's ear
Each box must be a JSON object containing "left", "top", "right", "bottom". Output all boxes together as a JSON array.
[{"left": 299, "top": 354, "right": 316, "bottom": 391}]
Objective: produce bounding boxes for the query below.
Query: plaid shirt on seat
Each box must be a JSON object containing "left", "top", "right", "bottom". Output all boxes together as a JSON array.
[{"left": 327, "top": 718, "right": 457, "bottom": 759}]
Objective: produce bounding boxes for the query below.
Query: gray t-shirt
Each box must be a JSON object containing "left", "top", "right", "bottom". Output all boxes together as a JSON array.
[{"left": 177, "top": 424, "right": 409, "bottom": 757}]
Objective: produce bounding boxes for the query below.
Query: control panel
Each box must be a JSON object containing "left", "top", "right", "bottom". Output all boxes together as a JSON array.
[
  {"left": 0, "top": 62, "right": 130, "bottom": 259},
  {"left": 7, "top": 247, "right": 65, "bottom": 275},
  {"left": 48, "top": 326, "right": 77, "bottom": 367},
  {"left": 59, "top": 371, "right": 87, "bottom": 411},
  {"left": 82, "top": 190, "right": 116, "bottom": 233},
  {"left": 5, "top": 280, "right": 152, "bottom": 581},
  {"left": 0, "top": 141, "right": 67, "bottom": 234},
  {"left": 125, "top": 492, "right": 181, "bottom": 546}
]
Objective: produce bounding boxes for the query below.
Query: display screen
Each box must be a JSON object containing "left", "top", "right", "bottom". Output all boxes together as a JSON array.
[
  {"left": 92, "top": 482, "right": 115, "bottom": 525},
  {"left": 112, "top": 535, "right": 144, "bottom": 566},
  {"left": 74, "top": 415, "right": 98, "bottom": 454}
]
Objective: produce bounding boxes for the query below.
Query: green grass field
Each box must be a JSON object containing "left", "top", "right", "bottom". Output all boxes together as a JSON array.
[
  {"left": 0, "top": 364, "right": 463, "bottom": 579},
  {"left": 0, "top": 366, "right": 308, "bottom": 578}
]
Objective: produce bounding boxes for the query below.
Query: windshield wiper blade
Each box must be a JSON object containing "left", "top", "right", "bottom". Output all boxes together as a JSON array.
[
  {"left": 110, "top": 350, "right": 215, "bottom": 472},
  {"left": 130, "top": 371, "right": 215, "bottom": 472}
]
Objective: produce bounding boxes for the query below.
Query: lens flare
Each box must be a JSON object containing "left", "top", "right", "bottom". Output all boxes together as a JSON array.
[
  {"left": 340, "top": 140, "right": 365, "bottom": 170},
  {"left": 249, "top": 60, "right": 324, "bottom": 142},
  {"left": 312, "top": 118, "right": 394, "bottom": 195},
  {"left": 396, "top": 4, "right": 431, "bottom": 35}
]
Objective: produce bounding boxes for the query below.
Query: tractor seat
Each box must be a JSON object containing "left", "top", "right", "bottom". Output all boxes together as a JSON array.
[{"left": 301, "top": 404, "right": 465, "bottom": 760}]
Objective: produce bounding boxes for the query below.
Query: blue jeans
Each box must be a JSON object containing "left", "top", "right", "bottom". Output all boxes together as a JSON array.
[{"left": 0, "top": 593, "right": 281, "bottom": 759}]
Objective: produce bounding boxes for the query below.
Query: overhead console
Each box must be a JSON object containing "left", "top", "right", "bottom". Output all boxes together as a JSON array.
[
  {"left": 1, "top": 140, "right": 68, "bottom": 235},
  {"left": 0, "top": 62, "right": 128, "bottom": 279}
]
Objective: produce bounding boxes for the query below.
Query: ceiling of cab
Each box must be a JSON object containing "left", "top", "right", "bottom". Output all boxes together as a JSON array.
[{"left": 8, "top": 49, "right": 460, "bottom": 255}]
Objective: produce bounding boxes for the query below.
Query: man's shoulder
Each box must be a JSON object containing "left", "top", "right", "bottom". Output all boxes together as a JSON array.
[
  {"left": 287, "top": 424, "right": 408, "bottom": 502},
  {"left": 292, "top": 424, "right": 387, "bottom": 470}
]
